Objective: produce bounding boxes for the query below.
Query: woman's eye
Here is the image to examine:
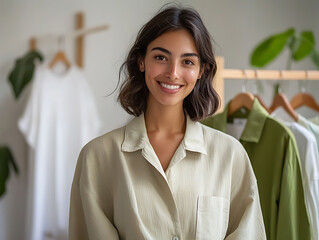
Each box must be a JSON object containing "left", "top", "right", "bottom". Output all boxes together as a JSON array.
[
  {"left": 155, "top": 55, "right": 167, "bottom": 61},
  {"left": 184, "top": 59, "right": 195, "bottom": 65}
]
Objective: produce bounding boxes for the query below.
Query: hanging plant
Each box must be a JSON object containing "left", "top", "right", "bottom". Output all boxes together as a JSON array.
[
  {"left": 250, "top": 28, "right": 319, "bottom": 69},
  {"left": 0, "top": 146, "right": 19, "bottom": 197},
  {"left": 8, "top": 50, "right": 43, "bottom": 99},
  {"left": 250, "top": 28, "right": 318, "bottom": 95},
  {"left": 1, "top": 50, "right": 42, "bottom": 197}
]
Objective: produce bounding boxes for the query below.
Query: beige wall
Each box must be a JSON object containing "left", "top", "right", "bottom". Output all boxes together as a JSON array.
[{"left": 0, "top": 0, "right": 318, "bottom": 239}]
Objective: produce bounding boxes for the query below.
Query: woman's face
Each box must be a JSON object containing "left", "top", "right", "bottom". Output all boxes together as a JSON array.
[{"left": 141, "top": 29, "right": 203, "bottom": 109}]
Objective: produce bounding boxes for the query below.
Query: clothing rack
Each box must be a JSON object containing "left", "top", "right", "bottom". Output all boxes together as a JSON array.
[
  {"left": 215, "top": 57, "right": 319, "bottom": 112},
  {"left": 29, "top": 12, "right": 109, "bottom": 68}
]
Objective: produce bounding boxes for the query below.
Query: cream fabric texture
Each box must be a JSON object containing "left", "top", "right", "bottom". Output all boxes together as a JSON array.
[{"left": 69, "top": 114, "right": 266, "bottom": 240}]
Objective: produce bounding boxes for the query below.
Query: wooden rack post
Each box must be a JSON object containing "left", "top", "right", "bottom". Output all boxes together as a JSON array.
[
  {"left": 215, "top": 56, "right": 319, "bottom": 112},
  {"left": 75, "top": 12, "right": 84, "bottom": 68},
  {"left": 29, "top": 37, "right": 36, "bottom": 51}
]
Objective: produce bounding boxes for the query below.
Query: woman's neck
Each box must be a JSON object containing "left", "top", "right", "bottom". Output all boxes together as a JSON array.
[{"left": 144, "top": 99, "right": 186, "bottom": 135}]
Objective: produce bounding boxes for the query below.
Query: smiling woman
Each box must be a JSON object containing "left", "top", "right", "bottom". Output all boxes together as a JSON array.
[
  {"left": 118, "top": 5, "right": 219, "bottom": 121},
  {"left": 142, "top": 29, "right": 202, "bottom": 108},
  {"left": 69, "top": 4, "right": 267, "bottom": 240}
]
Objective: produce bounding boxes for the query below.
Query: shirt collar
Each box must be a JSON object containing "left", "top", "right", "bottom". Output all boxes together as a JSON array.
[
  {"left": 184, "top": 116, "right": 207, "bottom": 155},
  {"left": 211, "top": 99, "right": 269, "bottom": 143},
  {"left": 121, "top": 113, "right": 207, "bottom": 154}
]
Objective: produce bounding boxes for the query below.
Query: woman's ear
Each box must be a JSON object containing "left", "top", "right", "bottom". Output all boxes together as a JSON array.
[
  {"left": 198, "top": 64, "right": 205, "bottom": 79},
  {"left": 138, "top": 58, "right": 145, "bottom": 72}
]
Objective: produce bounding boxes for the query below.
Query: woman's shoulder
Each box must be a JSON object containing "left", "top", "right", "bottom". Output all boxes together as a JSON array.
[
  {"left": 199, "top": 122, "right": 242, "bottom": 147},
  {"left": 198, "top": 122, "right": 254, "bottom": 180},
  {"left": 81, "top": 125, "right": 126, "bottom": 155},
  {"left": 198, "top": 122, "right": 248, "bottom": 160}
]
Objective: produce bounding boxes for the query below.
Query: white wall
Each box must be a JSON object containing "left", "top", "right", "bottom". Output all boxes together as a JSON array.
[{"left": 0, "top": 0, "right": 318, "bottom": 239}]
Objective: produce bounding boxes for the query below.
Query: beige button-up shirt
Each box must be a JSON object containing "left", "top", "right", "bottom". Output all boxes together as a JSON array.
[{"left": 69, "top": 114, "right": 266, "bottom": 240}]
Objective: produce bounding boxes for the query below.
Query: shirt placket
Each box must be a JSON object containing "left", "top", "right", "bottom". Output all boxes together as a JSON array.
[
  {"left": 166, "top": 143, "right": 187, "bottom": 240},
  {"left": 141, "top": 143, "right": 184, "bottom": 239}
]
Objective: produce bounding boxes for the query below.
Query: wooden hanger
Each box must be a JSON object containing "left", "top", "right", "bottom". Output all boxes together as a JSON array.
[
  {"left": 228, "top": 70, "right": 255, "bottom": 116},
  {"left": 254, "top": 95, "right": 271, "bottom": 113},
  {"left": 269, "top": 93, "right": 298, "bottom": 121},
  {"left": 253, "top": 70, "right": 271, "bottom": 113},
  {"left": 290, "top": 93, "right": 319, "bottom": 112},
  {"left": 49, "top": 50, "right": 71, "bottom": 69},
  {"left": 228, "top": 92, "right": 255, "bottom": 116},
  {"left": 49, "top": 36, "right": 71, "bottom": 69},
  {"left": 290, "top": 76, "right": 319, "bottom": 111}
]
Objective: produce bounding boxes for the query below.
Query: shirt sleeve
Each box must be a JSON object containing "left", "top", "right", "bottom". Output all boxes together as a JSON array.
[
  {"left": 276, "top": 137, "right": 312, "bottom": 240},
  {"left": 225, "top": 145, "right": 267, "bottom": 240},
  {"left": 18, "top": 67, "right": 41, "bottom": 148},
  {"left": 69, "top": 145, "right": 120, "bottom": 240}
]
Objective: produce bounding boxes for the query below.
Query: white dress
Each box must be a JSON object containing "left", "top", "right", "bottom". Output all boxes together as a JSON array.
[{"left": 19, "top": 63, "right": 102, "bottom": 240}]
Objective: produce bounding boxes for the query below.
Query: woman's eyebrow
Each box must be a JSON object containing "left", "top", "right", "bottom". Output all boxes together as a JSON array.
[
  {"left": 182, "top": 53, "right": 199, "bottom": 58},
  {"left": 151, "top": 47, "right": 170, "bottom": 54},
  {"left": 151, "top": 47, "right": 199, "bottom": 58}
]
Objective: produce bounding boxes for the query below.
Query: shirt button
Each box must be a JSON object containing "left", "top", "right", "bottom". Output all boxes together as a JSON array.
[{"left": 172, "top": 236, "right": 179, "bottom": 240}]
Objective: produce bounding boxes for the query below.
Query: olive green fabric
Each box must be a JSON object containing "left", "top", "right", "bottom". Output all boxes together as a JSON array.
[{"left": 201, "top": 99, "right": 312, "bottom": 240}]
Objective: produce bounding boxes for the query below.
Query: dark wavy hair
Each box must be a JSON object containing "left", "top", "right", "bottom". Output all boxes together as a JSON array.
[{"left": 118, "top": 4, "right": 220, "bottom": 121}]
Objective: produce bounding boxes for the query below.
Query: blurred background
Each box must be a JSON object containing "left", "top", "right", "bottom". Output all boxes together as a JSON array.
[{"left": 0, "top": 0, "right": 318, "bottom": 239}]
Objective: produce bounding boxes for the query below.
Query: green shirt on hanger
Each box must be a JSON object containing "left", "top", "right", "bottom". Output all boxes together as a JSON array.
[{"left": 201, "top": 99, "right": 312, "bottom": 240}]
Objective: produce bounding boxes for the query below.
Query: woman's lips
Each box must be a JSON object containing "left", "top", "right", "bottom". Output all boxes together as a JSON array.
[{"left": 158, "top": 81, "right": 183, "bottom": 94}]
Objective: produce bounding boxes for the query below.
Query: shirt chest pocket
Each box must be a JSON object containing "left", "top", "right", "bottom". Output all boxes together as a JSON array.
[{"left": 196, "top": 196, "right": 230, "bottom": 240}]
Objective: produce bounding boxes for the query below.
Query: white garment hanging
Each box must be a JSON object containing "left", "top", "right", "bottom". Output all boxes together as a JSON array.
[
  {"left": 309, "top": 116, "right": 319, "bottom": 126},
  {"left": 298, "top": 114, "right": 319, "bottom": 152},
  {"left": 18, "top": 63, "right": 102, "bottom": 240},
  {"left": 284, "top": 122, "right": 319, "bottom": 240}
]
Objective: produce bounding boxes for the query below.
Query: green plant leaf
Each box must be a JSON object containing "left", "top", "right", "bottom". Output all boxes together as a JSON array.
[
  {"left": 250, "top": 28, "right": 295, "bottom": 67},
  {"left": 8, "top": 50, "right": 43, "bottom": 99},
  {"left": 292, "top": 31, "right": 315, "bottom": 61},
  {"left": 0, "top": 146, "right": 18, "bottom": 197},
  {"left": 310, "top": 50, "right": 319, "bottom": 69}
]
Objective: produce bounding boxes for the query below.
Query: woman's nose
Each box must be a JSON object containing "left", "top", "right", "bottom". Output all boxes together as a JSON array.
[{"left": 165, "top": 61, "right": 179, "bottom": 80}]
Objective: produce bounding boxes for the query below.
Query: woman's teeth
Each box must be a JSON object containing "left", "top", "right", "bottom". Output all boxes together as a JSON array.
[{"left": 160, "top": 82, "right": 181, "bottom": 90}]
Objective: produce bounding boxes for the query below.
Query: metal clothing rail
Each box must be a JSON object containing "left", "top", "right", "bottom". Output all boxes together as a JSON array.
[
  {"left": 214, "top": 57, "right": 319, "bottom": 112},
  {"left": 29, "top": 12, "right": 109, "bottom": 68}
]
